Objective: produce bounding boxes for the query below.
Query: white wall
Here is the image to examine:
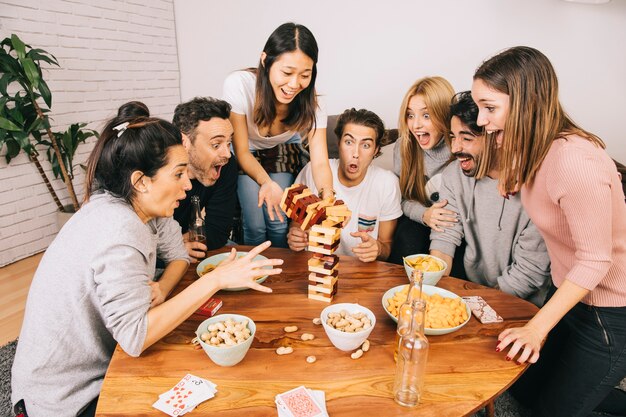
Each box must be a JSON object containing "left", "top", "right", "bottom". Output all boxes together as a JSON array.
[
  {"left": 174, "top": 0, "right": 626, "bottom": 164},
  {"left": 0, "top": 0, "right": 180, "bottom": 266}
]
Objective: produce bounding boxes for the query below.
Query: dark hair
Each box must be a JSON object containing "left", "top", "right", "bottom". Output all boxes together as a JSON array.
[
  {"left": 172, "top": 97, "right": 232, "bottom": 143},
  {"left": 334, "top": 108, "right": 385, "bottom": 157},
  {"left": 84, "top": 116, "right": 182, "bottom": 204},
  {"left": 449, "top": 91, "right": 480, "bottom": 135},
  {"left": 117, "top": 101, "right": 150, "bottom": 119},
  {"left": 253, "top": 22, "right": 319, "bottom": 133}
]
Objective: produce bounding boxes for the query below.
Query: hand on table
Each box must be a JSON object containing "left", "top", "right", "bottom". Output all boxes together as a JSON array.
[
  {"left": 259, "top": 180, "right": 285, "bottom": 222},
  {"left": 287, "top": 224, "right": 309, "bottom": 252},
  {"left": 350, "top": 231, "right": 380, "bottom": 263},
  {"left": 496, "top": 324, "right": 545, "bottom": 364},
  {"left": 423, "top": 200, "right": 457, "bottom": 232},
  {"left": 149, "top": 281, "right": 166, "bottom": 308},
  {"left": 210, "top": 241, "right": 283, "bottom": 293},
  {"left": 182, "top": 232, "right": 207, "bottom": 263}
]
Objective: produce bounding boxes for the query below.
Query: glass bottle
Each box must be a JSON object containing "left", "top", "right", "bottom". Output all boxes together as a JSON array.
[
  {"left": 394, "top": 269, "right": 424, "bottom": 362},
  {"left": 188, "top": 196, "right": 206, "bottom": 247},
  {"left": 393, "top": 298, "right": 429, "bottom": 407}
]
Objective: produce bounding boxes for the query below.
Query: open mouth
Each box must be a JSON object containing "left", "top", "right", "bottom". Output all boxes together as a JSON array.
[
  {"left": 347, "top": 163, "right": 359, "bottom": 174},
  {"left": 280, "top": 87, "right": 298, "bottom": 99},
  {"left": 211, "top": 163, "right": 224, "bottom": 180},
  {"left": 415, "top": 133, "right": 431, "bottom": 147},
  {"left": 457, "top": 156, "right": 474, "bottom": 171}
]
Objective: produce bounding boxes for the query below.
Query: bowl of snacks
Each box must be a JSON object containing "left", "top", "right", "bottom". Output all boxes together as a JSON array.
[
  {"left": 195, "top": 314, "right": 256, "bottom": 366},
  {"left": 196, "top": 252, "right": 271, "bottom": 291},
  {"left": 320, "top": 303, "right": 376, "bottom": 351},
  {"left": 403, "top": 254, "right": 447, "bottom": 286},
  {"left": 382, "top": 284, "right": 470, "bottom": 335}
]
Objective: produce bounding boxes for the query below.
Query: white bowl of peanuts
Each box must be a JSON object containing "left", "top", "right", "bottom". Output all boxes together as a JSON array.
[
  {"left": 382, "top": 284, "right": 471, "bottom": 336},
  {"left": 195, "top": 314, "right": 256, "bottom": 366},
  {"left": 321, "top": 303, "right": 376, "bottom": 351}
]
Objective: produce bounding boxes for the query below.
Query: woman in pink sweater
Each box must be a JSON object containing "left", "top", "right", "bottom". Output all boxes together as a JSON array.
[{"left": 471, "top": 46, "right": 626, "bottom": 417}]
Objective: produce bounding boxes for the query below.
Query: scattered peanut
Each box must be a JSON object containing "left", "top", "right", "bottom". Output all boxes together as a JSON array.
[
  {"left": 300, "top": 333, "right": 315, "bottom": 341},
  {"left": 276, "top": 346, "right": 294, "bottom": 355},
  {"left": 351, "top": 349, "right": 364, "bottom": 359},
  {"left": 361, "top": 340, "right": 370, "bottom": 352},
  {"left": 306, "top": 355, "right": 317, "bottom": 363},
  {"left": 312, "top": 318, "right": 322, "bottom": 325},
  {"left": 284, "top": 326, "right": 298, "bottom": 333},
  {"left": 200, "top": 318, "right": 251, "bottom": 347},
  {"left": 326, "top": 311, "right": 371, "bottom": 333}
]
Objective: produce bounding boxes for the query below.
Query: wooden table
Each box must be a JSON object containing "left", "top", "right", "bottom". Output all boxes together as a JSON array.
[{"left": 97, "top": 246, "right": 538, "bottom": 416}]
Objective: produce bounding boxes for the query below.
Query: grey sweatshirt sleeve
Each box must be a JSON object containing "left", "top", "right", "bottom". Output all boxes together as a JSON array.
[
  {"left": 93, "top": 244, "right": 151, "bottom": 357},
  {"left": 429, "top": 170, "right": 463, "bottom": 257},
  {"left": 496, "top": 220, "right": 551, "bottom": 305},
  {"left": 401, "top": 199, "right": 428, "bottom": 224},
  {"left": 392, "top": 141, "right": 401, "bottom": 177},
  {"left": 155, "top": 217, "right": 191, "bottom": 264}
]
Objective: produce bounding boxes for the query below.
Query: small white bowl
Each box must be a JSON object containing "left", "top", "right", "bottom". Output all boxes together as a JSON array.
[
  {"left": 381, "top": 285, "right": 471, "bottom": 336},
  {"left": 320, "top": 303, "right": 376, "bottom": 351},
  {"left": 196, "top": 251, "right": 271, "bottom": 291},
  {"left": 196, "top": 314, "right": 256, "bottom": 366},
  {"left": 403, "top": 254, "right": 447, "bottom": 286}
]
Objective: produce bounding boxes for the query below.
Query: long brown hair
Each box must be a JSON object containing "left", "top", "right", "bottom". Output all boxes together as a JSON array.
[
  {"left": 253, "top": 22, "right": 319, "bottom": 134},
  {"left": 398, "top": 76, "right": 454, "bottom": 204},
  {"left": 474, "top": 46, "right": 604, "bottom": 193}
]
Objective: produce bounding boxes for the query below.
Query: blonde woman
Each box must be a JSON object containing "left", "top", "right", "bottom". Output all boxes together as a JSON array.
[{"left": 389, "top": 76, "right": 458, "bottom": 263}]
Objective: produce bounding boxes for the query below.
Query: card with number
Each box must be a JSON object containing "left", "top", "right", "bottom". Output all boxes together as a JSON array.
[{"left": 153, "top": 374, "right": 217, "bottom": 416}]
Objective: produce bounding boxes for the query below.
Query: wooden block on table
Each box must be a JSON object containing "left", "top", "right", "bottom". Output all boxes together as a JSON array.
[
  {"left": 308, "top": 243, "right": 339, "bottom": 256},
  {"left": 308, "top": 259, "right": 338, "bottom": 276},
  {"left": 308, "top": 272, "right": 338, "bottom": 287},
  {"left": 308, "top": 292, "right": 333, "bottom": 303},
  {"left": 311, "top": 224, "right": 341, "bottom": 237}
]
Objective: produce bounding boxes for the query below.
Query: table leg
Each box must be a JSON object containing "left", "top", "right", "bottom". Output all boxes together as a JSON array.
[{"left": 485, "top": 399, "right": 495, "bottom": 417}]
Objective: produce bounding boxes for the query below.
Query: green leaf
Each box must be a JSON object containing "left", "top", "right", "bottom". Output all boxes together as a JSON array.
[
  {"left": 27, "top": 48, "right": 59, "bottom": 67},
  {"left": 0, "top": 73, "right": 13, "bottom": 96},
  {"left": 0, "top": 96, "right": 8, "bottom": 110},
  {"left": 11, "top": 34, "right": 26, "bottom": 61},
  {"left": 4, "top": 139, "right": 20, "bottom": 163},
  {"left": 39, "top": 77, "right": 52, "bottom": 107},
  {"left": 21, "top": 58, "right": 40, "bottom": 88},
  {"left": 0, "top": 117, "right": 21, "bottom": 131}
]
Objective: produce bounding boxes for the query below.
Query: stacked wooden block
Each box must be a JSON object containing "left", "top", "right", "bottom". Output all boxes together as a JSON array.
[{"left": 280, "top": 184, "right": 351, "bottom": 303}]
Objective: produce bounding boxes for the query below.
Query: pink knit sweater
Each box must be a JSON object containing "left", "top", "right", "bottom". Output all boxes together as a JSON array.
[{"left": 521, "top": 135, "right": 626, "bottom": 307}]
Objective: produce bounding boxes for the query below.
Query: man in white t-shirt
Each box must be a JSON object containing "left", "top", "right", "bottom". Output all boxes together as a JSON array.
[{"left": 288, "top": 108, "right": 402, "bottom": 262}]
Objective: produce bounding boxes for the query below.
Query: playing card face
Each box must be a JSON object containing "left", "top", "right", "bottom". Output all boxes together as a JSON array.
[
  {"left": 275, "top": 386, "right": 326, "bottom": 417},
  {"left": 153, "top": 374, "right": 217, "bottom": 416}
]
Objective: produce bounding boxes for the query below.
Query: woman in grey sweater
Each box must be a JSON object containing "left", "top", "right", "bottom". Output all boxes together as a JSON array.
[{"left": 11, "top": 114, "right": 282, "bottom": 417}]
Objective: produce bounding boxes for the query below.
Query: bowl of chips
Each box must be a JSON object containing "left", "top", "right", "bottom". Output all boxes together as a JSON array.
[
  {"left": 403, "top": 254, "right": 447, "bottom": 286},
  {"left": 195, "top": 314, "right": 256, "bottom": 366},
  {"left": 196, "top": 252, "right": 271, "bottom": 291},
  {"left": 382, "top": 284, "right": 470, "bottom": 335},
  {"left": 320, "top": 303, "right": 376, "bottom": 351}
]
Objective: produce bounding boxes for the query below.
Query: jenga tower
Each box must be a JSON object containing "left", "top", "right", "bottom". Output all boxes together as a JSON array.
[{"left": 280, "top": 185, "right": 351, "bottom": 303}]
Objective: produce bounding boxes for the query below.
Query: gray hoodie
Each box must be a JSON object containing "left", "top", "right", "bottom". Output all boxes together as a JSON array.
[{"left": 430, "top": 160, "right": 551, "bottom": 306}]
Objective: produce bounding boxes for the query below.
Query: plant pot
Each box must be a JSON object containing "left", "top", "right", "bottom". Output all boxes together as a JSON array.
[{"left": 56, "top": 204, "right": 76, "bottom": 230}]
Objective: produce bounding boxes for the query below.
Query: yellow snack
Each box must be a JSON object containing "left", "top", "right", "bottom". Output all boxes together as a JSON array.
[
  {"left": 385, "top": 287, "right": 468, "bottom": 329},
  {"left": 406, "top": 255, "right": 444, "bottom": 272}
]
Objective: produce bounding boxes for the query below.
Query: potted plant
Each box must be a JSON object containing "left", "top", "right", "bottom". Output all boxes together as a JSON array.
[{"left": 0, "top": 34, "right": 97, "bottom": 215}]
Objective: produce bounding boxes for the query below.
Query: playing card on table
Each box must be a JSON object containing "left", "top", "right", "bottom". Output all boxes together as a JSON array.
[
  {"left": 275, "top": 386, "right": 328, "bottom": 417},
  {"left": 153, "top": 374, "right": 217, "bottom": 416}
]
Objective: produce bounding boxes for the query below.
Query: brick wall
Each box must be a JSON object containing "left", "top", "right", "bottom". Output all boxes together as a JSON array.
[{"left": 0, "top": 0, "right": 181, "bottom": 266}]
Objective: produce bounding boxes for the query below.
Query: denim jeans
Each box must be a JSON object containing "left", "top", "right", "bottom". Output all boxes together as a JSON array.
[
  {"left": 237, "top": 172, "right": 293, "bottom": 248},
  {"left": 510, "top": 289, "right": 626, "bottom": 417}
]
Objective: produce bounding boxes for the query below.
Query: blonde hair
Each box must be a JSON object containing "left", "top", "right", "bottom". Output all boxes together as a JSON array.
[
  {"left": 398, "top": 76, "right": 455, "bottom": 204},
  {"left": 474, "top": 46, "right": 604, "bottom": 193}
]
